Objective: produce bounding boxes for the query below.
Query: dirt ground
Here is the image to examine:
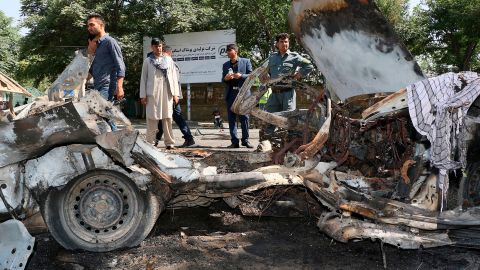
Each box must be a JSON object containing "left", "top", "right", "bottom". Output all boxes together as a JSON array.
[
  {"left": 21, "top": 126, "right": 480, "bottom": 269},
  {"left": 27, "top": 200, "right": 480, "bottom": 270}
]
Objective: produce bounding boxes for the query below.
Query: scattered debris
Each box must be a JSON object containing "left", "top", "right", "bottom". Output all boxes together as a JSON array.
[
  {"left": 2, "top": 3, "right": 480, "bottom": 270},
  {"left": 0, "top": 220, "right": 35, "bottom": 270}
]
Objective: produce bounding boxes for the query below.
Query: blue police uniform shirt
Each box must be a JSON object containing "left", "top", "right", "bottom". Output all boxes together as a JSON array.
[{"left": 268, "top": 50, "right": 313, "bottom": 79}]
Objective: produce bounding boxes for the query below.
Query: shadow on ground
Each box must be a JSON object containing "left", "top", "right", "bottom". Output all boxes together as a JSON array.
[{"left": 27, "top": 201, "right": 480, "bottom": 270}]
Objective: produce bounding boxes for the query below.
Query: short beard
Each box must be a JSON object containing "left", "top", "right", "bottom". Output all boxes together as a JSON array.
[{"left": 88, "top": 30, "right": 100, "bottom": 38}]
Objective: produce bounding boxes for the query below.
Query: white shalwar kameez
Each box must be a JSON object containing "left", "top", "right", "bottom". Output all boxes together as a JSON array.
[{"left": 139, "top": 55, "right": 180, "bottom": 146}]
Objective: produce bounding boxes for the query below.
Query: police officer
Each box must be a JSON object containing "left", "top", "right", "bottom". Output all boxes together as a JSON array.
[
  {"left": 266, "top": 33, "right": 313, "bottom": 116},
  {"left": 258, "top": 33, "right": 314, "bottom": 150}
]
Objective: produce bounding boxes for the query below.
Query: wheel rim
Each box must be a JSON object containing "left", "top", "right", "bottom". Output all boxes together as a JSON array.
[
  {"left": 63, "top": 172, "right": 139, "bottom": 243},
  {"left": 79, "top": 185, "right": 123, "bottom": 229}
]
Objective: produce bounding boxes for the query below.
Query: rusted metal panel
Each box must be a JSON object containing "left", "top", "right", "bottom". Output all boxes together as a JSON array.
[
  {"left": 296, "top": 99, "right": 332, "bottom": 160},
  {"left": 0, "top": 164, "right": 32, "bottom": 214},
  {"left": 361, "top": 88, "right": 408, "bottom": 120},
  {"left": 318, "top": 215, "right": 453, "bottom": 249},
  {"left": 132, "top": 152, "right": 173, "bottom": 184}
]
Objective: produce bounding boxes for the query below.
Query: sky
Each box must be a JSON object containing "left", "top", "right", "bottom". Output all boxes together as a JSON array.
[
  {"left": 0, "top": 0, "right": 27, "bottom": 35},
  {"left": 409, "top": 0, "right": 422, "bottom": 11}
]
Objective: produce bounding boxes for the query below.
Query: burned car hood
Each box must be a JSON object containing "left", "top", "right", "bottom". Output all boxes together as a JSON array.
[{"left": 289, "top": 0, "right": 425, "bottom": 100}]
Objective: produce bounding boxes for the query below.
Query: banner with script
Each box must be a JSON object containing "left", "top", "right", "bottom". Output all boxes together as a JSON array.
[{"left": 143, "top": 29, "right": 235, "bottom": 84}]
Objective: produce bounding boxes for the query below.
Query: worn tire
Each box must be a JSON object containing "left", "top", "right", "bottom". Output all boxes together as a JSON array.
[
  {"left": 43, "top": 169, "right": 161, "bottom": 252},
  {"left": 459, "top": 162, "right": 480, "bottom": 208}
]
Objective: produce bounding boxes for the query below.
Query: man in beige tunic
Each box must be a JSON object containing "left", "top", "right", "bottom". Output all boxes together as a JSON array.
[{"left": 140, "top": 38, "right": 180, "bottom": 149}]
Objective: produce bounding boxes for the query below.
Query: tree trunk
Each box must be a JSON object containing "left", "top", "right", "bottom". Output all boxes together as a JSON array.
[{"left": 462, "top": 41, "right": 478, "bottom": 71}]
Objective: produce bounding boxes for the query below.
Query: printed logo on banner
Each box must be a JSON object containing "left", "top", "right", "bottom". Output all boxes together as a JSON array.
[
  {"left": 218, "top": 45, "right": 229, "bottom": 57},
  {"left": 159, "top": 29, "right": 236, "bottom": 83}
]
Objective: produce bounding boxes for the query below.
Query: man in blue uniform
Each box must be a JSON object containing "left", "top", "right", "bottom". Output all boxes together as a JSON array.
[
  {"left": 222, "top": 44, "right": 253, "bottom": 148},
  {"left": 258, "top": 33, "right": 314, "bottom": 150},
  {"left": 266, "top": 33, "right": 313, "bottom": 117}
]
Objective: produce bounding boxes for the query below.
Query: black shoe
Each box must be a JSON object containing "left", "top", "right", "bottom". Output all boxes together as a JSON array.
[
  {"left": 166, "top": 145, "right": 176, "bottom": 150},
  {"left": 241, "top": 141, "right": 254, "bottom": 148},
  {"left": 227, "top": 143, "right": 240, "bottom": 148},
  {"left": 179, "top": 139, "right": 196, "bottom": 148},
  {"left": 154, "top": 141, "right": 159, "bottom": 147}
]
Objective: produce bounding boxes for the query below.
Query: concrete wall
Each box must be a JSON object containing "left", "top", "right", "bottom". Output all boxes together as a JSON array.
[
  {"left": 177, "top": 83, "right": 319, "bottom": 122},
  {"left": 125, "top": 83, "right": 321, "bottom": 122}
]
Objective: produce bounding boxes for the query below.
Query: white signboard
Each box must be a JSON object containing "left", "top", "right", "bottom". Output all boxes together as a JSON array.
[{"left": 143, "top": 29, "right": 235, "bottom": 84}]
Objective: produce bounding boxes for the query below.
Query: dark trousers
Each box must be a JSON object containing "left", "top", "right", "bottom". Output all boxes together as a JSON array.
[
  {"left": 264, "top": 89, "right": 296, "bottom": 136},
  {"left": 97, "top": 86, "right": 117, "bottom": 131},
  {"left": 226, "top": 94, "right": 249, "bottom": 145},
  {"left": 156, "top": 103, "right": 193, "bottom": 142}
]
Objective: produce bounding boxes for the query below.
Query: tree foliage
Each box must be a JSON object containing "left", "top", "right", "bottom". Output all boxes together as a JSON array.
[
  {"left": 406, "top": 0, "right": 480, "bottom": 73},
  {"left": 17, "top": 0, "right": 218, "bottom": 94},
  {"left": 14, "top": 0, "right": 480, "bottom": 93},
  {"left": 0, "top": 11, "right": 21, "bottom": 76},
  {"left": 17, "top": 0, "right": 89, "bottom": 85},
  {"left": 375, "top": 0, "right": 409, "bottom": 27},
  {"left": 16, "top": 0, "right": 295, "bottom": 93},
  {"left": 375, "top": 0, "right": 480, "bottom": 74},
  {"left": 205, "top": 0, "right": 291, "bottom": 62}
]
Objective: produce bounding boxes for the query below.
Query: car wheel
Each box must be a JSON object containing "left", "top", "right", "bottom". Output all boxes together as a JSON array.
[
  {"left": 43, "top": 169, "right": 161, "bottom": 252},
  {"left": 460, "top": 162, "right": 480, "bottom": 208}
]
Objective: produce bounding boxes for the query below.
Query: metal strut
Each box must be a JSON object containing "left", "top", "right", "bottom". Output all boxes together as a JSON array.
[{"left": 0, "top": 184, "right": 20, "bottom": 220}]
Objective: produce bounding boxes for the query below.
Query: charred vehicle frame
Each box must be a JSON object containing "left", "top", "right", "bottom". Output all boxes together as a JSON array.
[{"left": 2, "top": 1, "right": 480, "bottom": 267}]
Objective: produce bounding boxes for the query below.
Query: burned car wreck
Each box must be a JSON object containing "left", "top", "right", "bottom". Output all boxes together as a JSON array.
[
  {"left": 236, "top": 0, "right": 480, "bottom": 249},
  {"left": 2, "top": 0, "right": 480, "bottom": 265}
]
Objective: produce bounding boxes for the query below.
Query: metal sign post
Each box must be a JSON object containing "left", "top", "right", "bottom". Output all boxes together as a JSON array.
[{"left": 187, "top": 83, "right": 191, "bottom": 120}]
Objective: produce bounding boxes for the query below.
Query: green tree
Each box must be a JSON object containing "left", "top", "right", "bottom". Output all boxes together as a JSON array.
[
  {"left": 375, "top": 0, "right": 409, "bottom": 27},
  {"left": 205, "top": 0, "right": 291, "bottom": 62},
  {"left": 18, "top": 0, "right": 217, "bottom": 94},
  {"left": 118, "top": 0, "right": 217, "bottom": 96},
  {"left": 0, "top": 11, "right": 21, "bottom": 76},
  {"left": 406, "top": 0, "right": 480, "bottom": 72},
  {"left": 18, "top": 0, "right": 89, "bottom": 86}
]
